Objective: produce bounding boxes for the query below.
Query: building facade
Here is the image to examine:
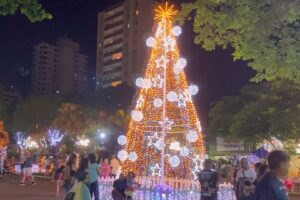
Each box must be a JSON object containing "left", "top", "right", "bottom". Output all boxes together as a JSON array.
[
  {"left": 32, "top": 37, "right": 88, "bottom": 95},
  {"left": 96, "top": 0, "right": 154, "bottom": 88},
  {"left": 0, "top": 85, "right": 22, "bottom": 105}
]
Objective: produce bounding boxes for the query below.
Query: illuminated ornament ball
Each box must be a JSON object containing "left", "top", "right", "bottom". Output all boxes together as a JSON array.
[
  {"left": 175, "top": 58, "right": 187, "bottom": 69},
  {"left": 117, "top": 150, "right": 128, "bottom": 161},
  {"left": 172, "top": 26, "right": 182, "bottom": 36},
  {"left": 128, "top": 152, "right": 138, "bottom": 162},
  {"left": 131, "top": 110, "right": 143, "bottom": 122},
  {"left": 153, "top": 98, "right": 163, "bottom": 108},
  {"left": 142, "top": 79, "right": 152, "bottom": 89},
  {"left": 180, "top": 146, "right": 189, "bottom": 157},
  {"left": 117, "top": 135, "right": 127, "bottom": 146},
  {"left": 155, "top": 139, "right": 164, "bottom": 150},
  {"left": 167, "top": 91, "right": 178, "bottom": 102},
  {"left": 168, "top": 155, "right": 180, "bottom": 168},
  {"left": 135, "top": 77, "right": 144, "bottom": 87},
  {"left": 188, "top": 85, "right": 199, "bottom": 96},
  {"left": 146, "top": 37, "right": 155, "bottom": 47},
  {"left": 186, "top": 130, "right": 198, "bottom": 142}
]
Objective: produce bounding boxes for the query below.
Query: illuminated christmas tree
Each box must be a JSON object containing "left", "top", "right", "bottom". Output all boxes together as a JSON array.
[{"left": 118, "top": 3, "right": 205, "bottom": 181}]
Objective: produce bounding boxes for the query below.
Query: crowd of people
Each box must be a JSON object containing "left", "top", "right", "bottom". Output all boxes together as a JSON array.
[
  {"left": 198, "top": 150, "right": 291, "bottom": 200},
  {"left": 0, "top": 149, "right": 292, "bottom": 200}
]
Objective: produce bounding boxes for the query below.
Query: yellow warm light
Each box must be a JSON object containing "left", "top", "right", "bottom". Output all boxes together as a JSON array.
[
  {"left": 121, "top": 2, "right": 205, "bottom": 179},
  {"left": 154, "top": 2, "right": 178, "bottom": 21}
]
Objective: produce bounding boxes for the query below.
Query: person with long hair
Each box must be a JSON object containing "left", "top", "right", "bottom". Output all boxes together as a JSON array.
[
  {"left": 73, "top": 157, "right": 91, "bottom": 200},
  {"left": 88, "top": 153, "right": 101, "bottom": 200},
  {"left": 63, "top": 153, "right": 78, "bottom": 192}
]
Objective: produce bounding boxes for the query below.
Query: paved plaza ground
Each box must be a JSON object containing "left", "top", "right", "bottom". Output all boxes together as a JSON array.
[{"left": 0, "top": 175, "right": 299, "bottom": 200}]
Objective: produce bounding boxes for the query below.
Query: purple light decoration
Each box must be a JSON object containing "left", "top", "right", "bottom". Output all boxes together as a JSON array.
[
  {"left": 15, "top": 131, "right": 26, "bottom": 149},
  {"left": 48, "top": 129, "right": 64, "bottom": 146}
]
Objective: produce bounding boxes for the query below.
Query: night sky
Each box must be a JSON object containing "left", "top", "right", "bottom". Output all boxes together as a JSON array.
[{"left": 0, "top": 0, "right": 254, "bottom": 128}]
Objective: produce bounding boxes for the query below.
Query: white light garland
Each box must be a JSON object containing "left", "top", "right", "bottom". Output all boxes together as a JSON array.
[
  {"left": 186, "top": 130, "right": 198, "bottom": 142},
  {"left": 180, "top": 146, "right": 189, "bottom": 157},
  {"left": 117, "top": 135, "right": 127, "bottom": 146},
  {"left": 167, "top": 91, "right": 178, "bottom": 102},
  {"left": 128, "top": 152, "right": 138, "bottom": 162},
  {"left": 169, "top": 155, "right": 180, "bottom": 168},
  {"left": 146, "top": 37, "right": 155, "bottom": 47},
  {"left": 153, "top": 98, "right": 163, "bottom": 108},
  {"left": 135, "top": 77, "right": 144, "bottom": 87},
  {"left": 172, "top": 26, "right": 182, "bottom": 36},
  {"left": 117, "top": 150, "right": 128, "bottom": 161},
  {"left": 188, "top": 85, "right": 199, "bottom": 96},
  {"left": 131, "top": 110, "right": 144, "bottom": 122}
]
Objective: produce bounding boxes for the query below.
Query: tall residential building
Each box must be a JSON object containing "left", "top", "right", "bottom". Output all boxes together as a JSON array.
[
  {"left": 32, "top": 37, "right": 88, "bottom": 95},
  {"left": 96, "top": 0, "right": 154, "bottom": 88},
  {"left": 0, "top": 85, "right": 22, "bottom": 105}
]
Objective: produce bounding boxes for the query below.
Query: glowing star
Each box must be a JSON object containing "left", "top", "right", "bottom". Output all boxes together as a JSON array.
[
  {"left": 128, "top": 152, "right": 138, "bottom": 162},
  {"left": 192, "top": 155, "right": 204, "bottom": 179},
  {"left": 131, "top": 110, "right": 143, "bottom": 122},
  {"left": 188, "top": 85, "right": 199, "bottom": 96},
  {"left": 150, "top": 164, "right": 161, "bottom": 176},
  {"left": 172, "top": 26, "right": 182, "bottom": 36},
  {"left": 117, "top": 135, "right": 127, "bottom": 146},
  {"left": 152, "top": 75, "right": 164, "bottom": 88},
  {"left": 154, "top": 2, "right": 177, "bottom": 21},
  {"left": 167, "top": 91, "right": 178, "bottom": 102},
  {"left": 159, "top": 118, "right": 174, "bottom": 130},
  {"left": 147, "top": 132, "right": 160, "bottom": 147},
  {"left": 136, "top": 96, "right": 144, "bottom": 109},
  {"left": 163, "top": 36, "right": 176, "bottom": 52},
  {"left": 153, "top": 98, "right": 163, "bottom": 108},
  {"left": 142, "top": 79, "right": 152, "bottom": 89},
  {"left": 146, "top": 37, "right": 155, "bottom": 47},
  {"left": 177, "top": 94, "right": 187, "bottom": 107},
  {"left": 186, "top": 130, "right": 198, "bottom": 142},
  {"left": 155, "top": 56, "right": 169, "bottom": 69},
  {"left": 135, "top": 77, "right": 144, "bottom": 87},
  {"left": 180, "top": 146, "right": 189, "bottom": 157},
  {"left": 169, "top": 155, "right": 180, "bottom": 167},
  {"left": 118, "top": 150, "right": 128, "bottom": 161}
]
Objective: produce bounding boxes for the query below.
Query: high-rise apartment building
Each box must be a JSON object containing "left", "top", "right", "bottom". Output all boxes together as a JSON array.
[
  {"left": 32, "top": 37, "right": 88, "bottom": 95},
  {"left": 96, "top": 0, "right": 154, "bottom": 88}
]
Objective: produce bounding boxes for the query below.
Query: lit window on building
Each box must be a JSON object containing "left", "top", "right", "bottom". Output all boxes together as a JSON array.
[
  {"left": 136, "top": 10, "right": 139, "bottom": 15},
  {"left": 112, "top": 52, "right": 123, "bottom": 60}
]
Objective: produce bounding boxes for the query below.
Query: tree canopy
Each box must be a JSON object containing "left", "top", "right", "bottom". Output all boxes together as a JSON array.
[
  {"left": 178, "top": 0, "right": 300, "bottom": 83},
  {"left": 209, "top": 80, "right": 300, "bottom": 145},
  {"left": 0, "top": 0, "right": 52, "bottom": 22}
]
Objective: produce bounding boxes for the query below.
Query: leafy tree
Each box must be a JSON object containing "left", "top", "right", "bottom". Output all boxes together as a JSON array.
[
  {"left": 0, "top": 0, "right": 52, "bottom": 22},
  {"left": 52, "top": 103, "right": 86, "bottom": 136},
  {"left": 209, "top": 80, "right": 300, "bottom": 145},
  {"left": 178, "top": 0, "right": 300, "bottom": 83},
  {"left": 12, "top": 95, "right": 62, "bottom": 132}
]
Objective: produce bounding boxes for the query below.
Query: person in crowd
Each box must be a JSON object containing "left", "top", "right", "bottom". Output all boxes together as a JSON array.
[
  {"left": 20, "top": 152, "right": 36, "bottom": 186},
  {"left": 88, "top": 153, "right": 101, "bottom": 200},
  {"left": 236, "top": 158, "right": 256, "bottom": 200},
  {"left": 44, "top": 155, "right": 51, "bottom": 177},
  {"left": 255, "top": 150, "right": 290, "bottom": 200},
  {"left": 124, "top": 172, "right": 138, "bottom": 200},
  {"left": 63, "top": 153, "right": 78, "bottom": 192},
  {"left": 101, "top": 158, "right": 111, "bottom": 178},
  {"left": 112, "top": 173, "right": 127, "bottom": 200},
  {"left": 110, "top": 154, "right": 120, "bottom": 177},
  {"left": 72, "top": 157, "right": 91, "bottom": 200},
  {"left": 0, "top": 154, "right": 4, "bottom": 177},
  {"left": 198, "top": 159, "right": 219, "bottom": 200},
  {"left": 254, "top": 163, "right": 268, "bottom": 185},
  {"left": 54, "top": 154, "right": 66, "bottom": 197}
]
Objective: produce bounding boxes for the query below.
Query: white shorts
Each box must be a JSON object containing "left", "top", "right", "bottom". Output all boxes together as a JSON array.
[{"left": 23, "top": 167, "right": 32, "bottom": 176}]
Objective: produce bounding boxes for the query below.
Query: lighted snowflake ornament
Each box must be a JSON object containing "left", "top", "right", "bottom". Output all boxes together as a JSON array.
[
  {"left": 186, "top": 130, "right": 198, "bottom": 142},
  {"left": 169, "top": 155, "right": 180, "bottom": 167},
  {"left": 154, "top": 139, "right": 164, "bottom": 150},
  {"left": 188, "top": 85, "right": 199, "bottom": 96},
  {"left": 135, "top": 78, "right": 144, "bottom": 87},
  {"left": 153, "top": 98, "right": 163, "bottom": 108},
  {"left": 117, "top": 135, "right": 127, "bottom": 146},
  {"left": 167, "top": 91, "right": 178, "bottom": 102},
  {"left": 128, "top": 152, "right": 138, "bottom": 162},
  {"left": 146, "top": 37, "right": 155, "bottom": 47},
  {"left": 180, "top": 146, "right": 189, "bottom": 157},
  {"left": 174, "top": 58, "right": 187, "bottom": 74},
  {"left": 131, "top": 110, "right": 143, "bottom": 122},
  {"left": 117, "top": 150, "right": 128, "bottom": 161},
  {"left": 172, "top": 26, "right": 182, "bottom": 36}
]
